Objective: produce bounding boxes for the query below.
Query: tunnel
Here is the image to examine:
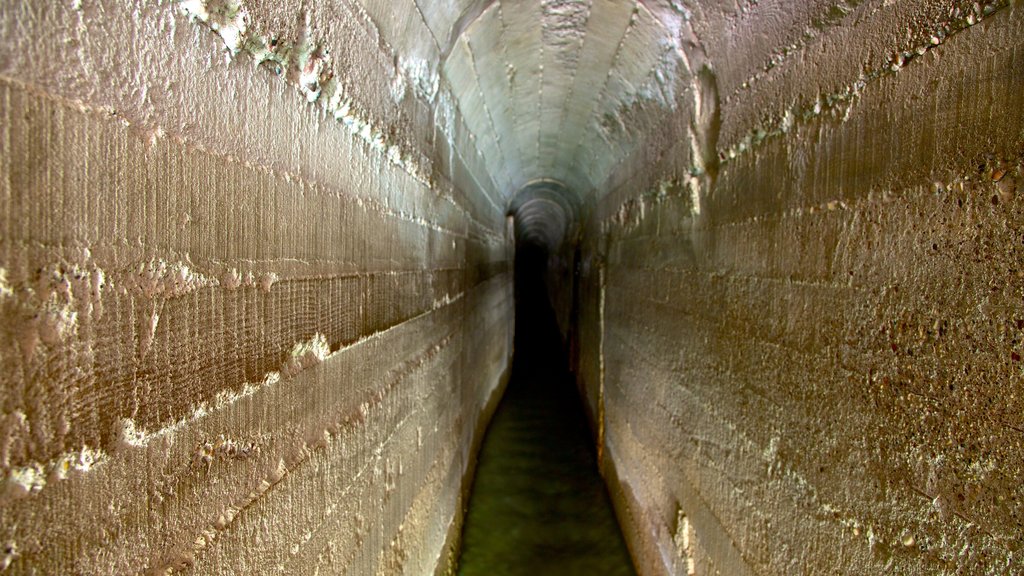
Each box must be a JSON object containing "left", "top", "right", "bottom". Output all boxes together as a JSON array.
[{"left": 0, "top": 1, "right": 1022, "bottom": 574}]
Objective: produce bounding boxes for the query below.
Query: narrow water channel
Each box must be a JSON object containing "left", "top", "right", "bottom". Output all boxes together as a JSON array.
[{"left": 457, "top": 245, "right": 636, "bottom": 576}]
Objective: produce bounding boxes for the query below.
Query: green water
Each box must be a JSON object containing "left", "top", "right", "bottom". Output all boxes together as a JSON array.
[{"left": 457, "top": 253, "right": 636, "bottom": 576}]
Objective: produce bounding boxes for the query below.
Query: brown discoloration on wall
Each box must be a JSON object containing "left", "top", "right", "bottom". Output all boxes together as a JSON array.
[
  {"left": 576, "top": 5, "right": 1024, "bottom": 575},
  {"left": 0, "top": 0, "right": 512, "bottom": 574}
]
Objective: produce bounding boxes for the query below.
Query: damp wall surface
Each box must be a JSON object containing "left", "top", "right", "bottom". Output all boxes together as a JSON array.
[
  {"left": 0, "top": 1, "right": 512, "bottom": 574},
  {"left": 3, "top": 0, "right": 1024, "bottom": 575},
  {"left": 574, "top": 3, "right": 1024, "bottom": 575}
]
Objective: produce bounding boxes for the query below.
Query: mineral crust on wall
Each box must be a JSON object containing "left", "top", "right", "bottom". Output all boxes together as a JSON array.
[{"left": 0, "top": 1, "right": 512, "bottom": 574}]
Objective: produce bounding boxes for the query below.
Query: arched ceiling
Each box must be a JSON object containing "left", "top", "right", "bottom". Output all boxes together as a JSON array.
[
  {"left": 354, "top": 0, "right": 698, "bottom": 205},
  {"left": 375, "top": 0, "right": 704, "bottom": 249},
  {"left": 179, "top": 0, "right": 718, "bottom": 250}
]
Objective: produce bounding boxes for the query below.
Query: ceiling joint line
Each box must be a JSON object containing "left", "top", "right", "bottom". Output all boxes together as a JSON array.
[
  {"left": 499, "top": 0, "right": 539, "bottom": 184},
  {"left": 465, "top": 41, "right": 517, "bottom": 196},
  {"left": 565, "top": 2, "right": 639, "bottom": 193},
  {"left": 411, "top": 0, "right": 444, "bottom": 53}
]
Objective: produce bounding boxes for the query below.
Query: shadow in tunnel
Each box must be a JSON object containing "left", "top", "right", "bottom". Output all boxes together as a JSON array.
[{"left": 456, "top": 242, "right": 636, "bottom": 576}]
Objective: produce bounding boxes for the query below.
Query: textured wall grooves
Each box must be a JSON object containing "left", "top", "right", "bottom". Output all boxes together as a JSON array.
[
  {"left": 2, "top": 0, "right": 1023, "bottom": 574},
  {"left": 576, "top": 6, "right": 1024, "bottom": 574}
]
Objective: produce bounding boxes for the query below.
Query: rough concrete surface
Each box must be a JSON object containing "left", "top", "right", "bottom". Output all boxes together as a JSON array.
[
  {"left": 0, "top": 1, "right": 511, "bottom": 574},
  {"left": 1, "top": 0, "right": 1023, "bottom": 574},
  {"left": 574, "top": 4, "right": 1024, "bottom": 575}
]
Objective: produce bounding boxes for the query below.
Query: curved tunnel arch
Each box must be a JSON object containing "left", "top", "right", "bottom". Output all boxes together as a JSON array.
[
  {"left": 507, "top": 179, "right": 583, "bottom": 253},
  {"left": 438, "top": 0, "right": 695, "bottom": 204}
]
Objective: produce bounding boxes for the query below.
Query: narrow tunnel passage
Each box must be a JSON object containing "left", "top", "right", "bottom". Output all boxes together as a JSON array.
[
  {"left": 457, "top": 242, "right": 635, "bottom": 575},
  {"left": 2, "top": 1, "right": 1022, "bottom": 573}
]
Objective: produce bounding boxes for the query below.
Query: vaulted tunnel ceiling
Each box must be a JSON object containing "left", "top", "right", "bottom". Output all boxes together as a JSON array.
[{"left": 350, "top": 0, "right": 707, "bottom": 246}]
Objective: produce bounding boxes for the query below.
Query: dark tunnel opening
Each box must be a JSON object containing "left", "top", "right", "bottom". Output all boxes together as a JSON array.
[{"left": 456, "top": 238, "right": 635, "bottom": 575}]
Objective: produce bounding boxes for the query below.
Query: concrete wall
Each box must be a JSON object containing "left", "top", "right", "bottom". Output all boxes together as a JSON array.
[
  {"left": 575, "top": 3, "right": 1024, "bottom": 575},
  {"left": 3, "top": 0, "right": 1023, "bottom": 575},
  {"left": 0, "top": 1, "right": 512, "bottom": 573}
]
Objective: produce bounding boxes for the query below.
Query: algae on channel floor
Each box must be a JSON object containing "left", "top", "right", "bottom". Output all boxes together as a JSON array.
[{"left": 457, "top": 247, "right": 635, "bottom": 576}]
